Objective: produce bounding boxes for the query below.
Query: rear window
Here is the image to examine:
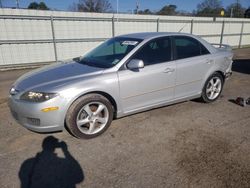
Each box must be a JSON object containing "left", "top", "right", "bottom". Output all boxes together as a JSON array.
[{"left": 174, "top": 36, "right": 210, "bottom": 60}]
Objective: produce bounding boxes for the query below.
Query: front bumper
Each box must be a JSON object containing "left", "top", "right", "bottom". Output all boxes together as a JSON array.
[{"left": 8, "top": 96, "right": 67, "bottom": 133}]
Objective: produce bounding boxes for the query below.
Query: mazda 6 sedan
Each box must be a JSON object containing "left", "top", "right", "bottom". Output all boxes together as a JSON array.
[{"left": 9, "top": 32, "right": 233, "bottom": 139}]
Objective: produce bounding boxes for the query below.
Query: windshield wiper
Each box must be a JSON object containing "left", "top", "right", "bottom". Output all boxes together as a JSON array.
[
  {"left": 78, "top": 59, "right": 96, "bottom": 67},
  {"left": 78, "top": 58, "right": 111, "bottom": 69}
]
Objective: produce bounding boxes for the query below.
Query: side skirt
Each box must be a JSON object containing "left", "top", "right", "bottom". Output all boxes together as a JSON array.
[{"left": 116, "top": 93, "right": 201, "bottom": 118}]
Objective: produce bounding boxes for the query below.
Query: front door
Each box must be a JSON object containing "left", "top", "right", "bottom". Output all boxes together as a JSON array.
[{"left": 118, "top": 37, "right": 176, "bottom": 113}]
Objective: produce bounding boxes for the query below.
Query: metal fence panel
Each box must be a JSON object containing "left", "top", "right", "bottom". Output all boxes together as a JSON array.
[
  {"left": 0, "top": 8, "right": 250, "bottom": 67},
  {"left": 56, "top": 42, "right": 101, "bottom": 60},
  {"left": 0, "top": 43, "right": 55, "bottom": 65},
  {"left": 193, "top": 22, "right": 222, "bottom": 36},
  {"left": 159, "top": 22, "right": 191, "bottom": 33},
  {"left": 115, "top": 21, "right": 157, "bottom": 35},
  {"left": 54, "top": 20, "right": 112, "bottom": 39},
  {"left": 241, "top": 35, "right": 250, "bottom": 46}
]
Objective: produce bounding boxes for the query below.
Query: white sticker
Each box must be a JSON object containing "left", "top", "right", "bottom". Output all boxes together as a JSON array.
[
  {"left": 112, "top": 59, "right": 120, "bottom": 64},
  {"left": 122, "top": 41, "right": 138, "bottom": 46}
]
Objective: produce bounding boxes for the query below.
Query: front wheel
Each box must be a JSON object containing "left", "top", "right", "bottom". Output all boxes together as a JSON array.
[
  {"left": 66, "top": 94, "right": 114, "bottom": 139},
  {"left": 200, "top": 72, "right": 224, "bottom": 103}
]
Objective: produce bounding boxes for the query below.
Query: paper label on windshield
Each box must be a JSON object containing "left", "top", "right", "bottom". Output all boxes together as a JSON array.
[
  {"left": 112, "top": 59, "right": 120, "bottom": 65},
  {"left": 122, "top": 41, "right": 138, "bottom": 46}
]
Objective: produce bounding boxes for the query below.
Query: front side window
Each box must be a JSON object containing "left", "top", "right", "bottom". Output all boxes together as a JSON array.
[
  {"left": 80, "top": 37, "right": 142, "bottom": 68},
  {"left": 174, "top": 36, "right": 210, "bottom": 60},
  {"left": 132, "top": 37, "right": 172, "bottom": 66}
]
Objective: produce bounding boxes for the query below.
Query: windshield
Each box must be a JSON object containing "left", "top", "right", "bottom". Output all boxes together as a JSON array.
[{"left": 79, "top": 37, "right": 142, "bottom": 68}]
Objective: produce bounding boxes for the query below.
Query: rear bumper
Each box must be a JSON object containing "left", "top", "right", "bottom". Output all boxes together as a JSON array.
[{"left": 8, "top": 96, "right": 66, "bottom": 133}]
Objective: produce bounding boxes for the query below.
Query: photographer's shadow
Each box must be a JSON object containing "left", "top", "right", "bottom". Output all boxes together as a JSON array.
[{"left": 19, "top": 136, "right": 84, "bottom": 188}]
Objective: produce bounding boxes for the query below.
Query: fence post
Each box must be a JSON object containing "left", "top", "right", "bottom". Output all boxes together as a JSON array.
[
  {"left": 50, "top": 15, "right": 58, "bottom": 62},
  {"left": 219, "top": 20, "right": 225, "bottom": 47},
  {"left": 238, "top": 22, "right": 244, "bottom": 48},
  {"left": 112, "top": 16, "right": 115, "bottom": 37},
  {"left": 156, "top": 18, "right": 160, "bottom": 32},
  {"left": 190, "top": 19, "right": 193, "bottom": 34}
]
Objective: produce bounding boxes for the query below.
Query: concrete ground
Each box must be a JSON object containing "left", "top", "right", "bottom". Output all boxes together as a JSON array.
[{"left": 0, "top": 49, "right": 249, "bottom": 188}]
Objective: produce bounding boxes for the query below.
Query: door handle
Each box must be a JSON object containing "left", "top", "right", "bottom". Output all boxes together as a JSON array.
[
  {"left": 163, "top": 68, "right": 175, "bottom": 73},
  {"left": 206, "top": 59, "right": 213, "bottom": 64}
]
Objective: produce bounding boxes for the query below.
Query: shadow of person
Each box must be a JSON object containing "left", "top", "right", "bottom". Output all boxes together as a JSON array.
[{"left": 19, "top": 136, "right": 84, "bottom": 188}]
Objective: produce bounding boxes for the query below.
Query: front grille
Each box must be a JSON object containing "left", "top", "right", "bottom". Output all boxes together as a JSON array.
[{"left": 26, "top": 117, "right": 40, "bottom": 126}]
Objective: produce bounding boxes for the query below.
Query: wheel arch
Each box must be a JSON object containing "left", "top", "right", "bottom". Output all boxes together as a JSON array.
[
  {"left": 63, "top": 90, "right": 119, "bottom": 135},
  {"left": 200, "top": 70, "right": 225, "bottom": 103},
  {"left": 214, "top": 70, "right": 225, "bottom": 81},
  {"left": 85, "top": 91, "right": 118, "bottom": 117},
  {"left": 202, "top": 69, "right": 225, "bottom": 88},
  {"left": 66, "top": 90, "right": 118, "bottom": 119}
]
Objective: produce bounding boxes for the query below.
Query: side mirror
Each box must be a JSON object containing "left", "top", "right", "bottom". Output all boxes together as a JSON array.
[{"left": 127, "top": 59, "right": 144, "bottom": 70}]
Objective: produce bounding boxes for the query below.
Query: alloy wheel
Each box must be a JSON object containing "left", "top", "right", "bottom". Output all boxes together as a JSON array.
[
  {"left": 206, "top": 77, "right": 222, "bottom": 100},
  {"left": 76, "top": 102, "right": 109, "bottom": 135}
]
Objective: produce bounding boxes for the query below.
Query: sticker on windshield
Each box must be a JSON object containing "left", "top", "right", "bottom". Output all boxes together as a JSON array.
[
  {"left": 112, "top": 59, "right": 120, "bottom": 65},
  {"left": 122, "top": 41, "right": 138, "bottom": 46}
]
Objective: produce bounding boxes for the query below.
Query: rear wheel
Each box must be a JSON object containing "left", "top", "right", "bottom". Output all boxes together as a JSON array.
[
  {"left": 66, "top": 94, "right": 114, "bottom": 139},
  {"left": 200, "top": 72, "right": 224, "bottom": 103}
]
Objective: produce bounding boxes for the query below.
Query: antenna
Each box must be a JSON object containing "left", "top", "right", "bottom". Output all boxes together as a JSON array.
[
  {"left": 16, "top": 0, "right": 19, "bottom": 8},
  {"left": 136, "top": 1, "right": 139, "bottom": 14},
  {"left": 116, "top": 0, "right": 119, "bottom": 15},
  {"left": 178, "top": 22, "right": 188, "bottom": 32},
  {"left": 236, "top": 0, "right": 239, "bottom": 17}
]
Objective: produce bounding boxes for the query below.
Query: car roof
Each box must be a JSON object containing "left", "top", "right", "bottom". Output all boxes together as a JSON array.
[
  {"left": 117, "top": 32, "right": 217, "bottom": 54},
  {"left": 118, "top": 32, "right": 194, "bottom": 40}
]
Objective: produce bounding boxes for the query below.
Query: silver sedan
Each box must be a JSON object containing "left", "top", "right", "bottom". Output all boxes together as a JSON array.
[{"left": 9, "top": 32, "right": 233, "bottom": 139}]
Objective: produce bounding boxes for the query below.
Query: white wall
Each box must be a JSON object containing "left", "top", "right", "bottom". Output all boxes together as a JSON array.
[{"left": 0, "top": 8, "right": 249, "bottom": 66}]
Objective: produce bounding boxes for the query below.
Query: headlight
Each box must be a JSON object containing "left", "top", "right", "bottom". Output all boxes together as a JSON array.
[{"left": 20, "top": 91, "right": 57, "bottom": 102}]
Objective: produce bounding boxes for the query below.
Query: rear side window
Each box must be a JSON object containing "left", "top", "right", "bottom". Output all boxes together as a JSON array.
[
  {"left": 174, "top": 36, "right": 210, "bottom": 60},
  {"left": 200, "top": 43, "right": 210, "bottom": 55},
  {"left": 132, "top": 37, "right": 172, "bottom": 66}
]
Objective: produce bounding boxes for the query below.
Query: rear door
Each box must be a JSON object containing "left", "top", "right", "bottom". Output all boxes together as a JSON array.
[
  {"left": 118, "top": 37, "right": 176, "bottom": 113},
  {"left": 173, "top": 36, "right": 212, "bottom": 99}
]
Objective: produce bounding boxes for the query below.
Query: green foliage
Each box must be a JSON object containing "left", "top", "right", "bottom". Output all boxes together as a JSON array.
[
  {"left": 226, "top": 3, "right": 246, "bottom": 18},
  {"left": 72, "top": 0, "right": 112, "bottom": 13},
  {"left": 28, "top": 2, "right": 49, "bottom": 10},
  {"left": 157, "top": 5, "right": 177, "bottom": 15},
  {"left": 138, "top": 9, "right": 153, "bottom": 15},
  {"left": 245, "top": 8, "right": 250, "bottom": 18},
  {"left": 196, "top": 0, "right": 223, "bottom": 17}
]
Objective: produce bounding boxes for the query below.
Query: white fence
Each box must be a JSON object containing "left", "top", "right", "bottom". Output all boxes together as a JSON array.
[{"left": 0, "top": 8, "right": 250, "bottom": 67}]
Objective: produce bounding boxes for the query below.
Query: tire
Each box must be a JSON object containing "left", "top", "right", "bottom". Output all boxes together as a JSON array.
[
  {"left": 200, "top": 72, "right": 224, "bottom": 103},
  {"left": 66, "top": 94, "right": 114, "bottom": 139}
]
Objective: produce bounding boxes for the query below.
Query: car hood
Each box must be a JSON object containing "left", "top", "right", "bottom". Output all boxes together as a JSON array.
[{"left": 14, "top": 61, "right": 104, "bottom": 91}]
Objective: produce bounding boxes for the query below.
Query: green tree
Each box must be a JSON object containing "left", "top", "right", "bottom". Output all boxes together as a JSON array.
[
  {"left": 245, "top": 8, "right": 250, "bottom": 18},
  {"left": 157, "top": 4, "right": 177, "bottom": 15},
  {"left": 138, "top": 9, "right": 153, "bottom": 15},
  {"left": 226, "top": 2, "right": 246, "bottom": 17},
  {"left": 28, "top": 2, "right": 49, "bottom": 10},
  {"left": 72, "top": 0, "right": 112, "bottom": 13},
  {"left": 196, "top": 0, "right": 223, "bottom": 17}
]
